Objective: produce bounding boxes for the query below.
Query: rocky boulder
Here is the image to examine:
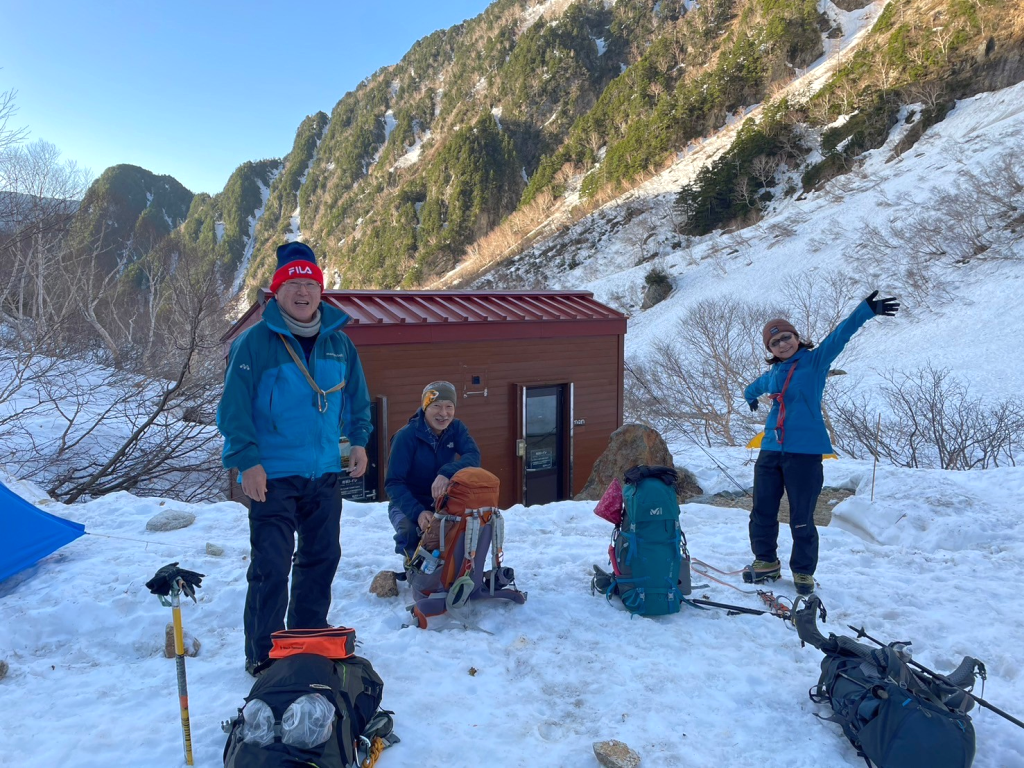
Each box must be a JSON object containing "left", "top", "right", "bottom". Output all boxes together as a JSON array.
[
  {"left": 593, "top": 739, "right": 641, "bottom": 768},
  {"left": 164, "top": 624, "right": 201, "bottom": 658},
  {"left": 369, "top": 570, "right": 399, "bottom": 598},
  {"left": 146, "top": 510, "right": 196, "bottom": 532},
  {"left": 575, "top": 423, "right": 702, "bottom": 502}
]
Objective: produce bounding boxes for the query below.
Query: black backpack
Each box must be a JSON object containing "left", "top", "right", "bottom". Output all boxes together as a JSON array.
[
  {"left": 795, "top": 596, "right": 980, "bottom": 768},
  {"left": 222, "top": 653, "right": 397, "bottom": 768}
]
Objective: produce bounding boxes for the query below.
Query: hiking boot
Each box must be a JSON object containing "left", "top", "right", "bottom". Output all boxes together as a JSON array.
[
  {"left": 245, "top": 658, "right": 274, "bottom": 678},
  {"left": 793, "top": 573, "right": 816, "bottom": 596},
  {"left": 742, "top": 559, "right": 782, "bottom": 584}
]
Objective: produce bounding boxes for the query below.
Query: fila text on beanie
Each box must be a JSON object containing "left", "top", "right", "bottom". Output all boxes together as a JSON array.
[{"left": 270, "top": 242, "right": 324, "bottom": 294}]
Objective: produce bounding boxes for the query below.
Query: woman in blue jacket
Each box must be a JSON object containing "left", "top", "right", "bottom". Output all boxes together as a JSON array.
[
  {"left": 742, "top": 291, "right": 899, "bottom": 595},
  {"left": 385, "top": 381, "right": 481, "bottom": 557}
]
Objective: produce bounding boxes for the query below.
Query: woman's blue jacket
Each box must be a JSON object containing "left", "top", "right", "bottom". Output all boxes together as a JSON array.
[{"left": 743, "top": 300, "right": 874, "bottom": 455}]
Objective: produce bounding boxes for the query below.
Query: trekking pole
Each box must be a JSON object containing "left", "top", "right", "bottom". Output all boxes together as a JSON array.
[
  {"left": 170, "top": 584, "right": 195, "bottom": 765},
  {"left": 870, "top": 413, "right": 881, "bottom": 502},
  {"left": 145, "top": 563, "right": 205, "bottom": 765},
  {"left": 690, "top": 598, "right": 768, "bottom": 616},
  {"left": 848, "top": 625, "right": 1024, "bottom": 730}
]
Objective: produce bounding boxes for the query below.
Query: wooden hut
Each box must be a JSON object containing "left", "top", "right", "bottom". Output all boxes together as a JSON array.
[{"left": 222, "top": 290, "right": 627, "bottom": 509}]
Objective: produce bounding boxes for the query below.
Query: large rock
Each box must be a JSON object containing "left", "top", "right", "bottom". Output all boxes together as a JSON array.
[
  {"left": 576, "top": 424, "right": 702, "bottom": 502},
  {"left": 0, "top": 659, "right": 8, "bottom": 681},
  {"left": 164, "top": 623, "right": 201, "bottom": 658},
  {"left": 369, "top": 570, "right": 399, "bottom": 598},
  {"left": 594, "top": 739, "right": 641, "bottom": 768},
  {"left": 146, "top": 510, "right": 196, "bottom": 532},
  {"left": 640, "top": 279, "right": 672, "bottom": 310}
]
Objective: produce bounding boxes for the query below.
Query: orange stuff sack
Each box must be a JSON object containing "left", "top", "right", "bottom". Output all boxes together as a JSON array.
[{"left": 268, "top": 627, "right": 355, "bottom": 661}]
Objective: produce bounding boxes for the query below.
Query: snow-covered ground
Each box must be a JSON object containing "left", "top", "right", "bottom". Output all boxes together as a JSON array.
[
  {"left": 4, "top": 2, "right": 1024, "bottom": 765},
  {"left": 1, "top": 451, "right": 1023, "bottom": 767}
]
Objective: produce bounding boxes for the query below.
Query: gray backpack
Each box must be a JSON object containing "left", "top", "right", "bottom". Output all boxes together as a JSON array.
[{"left": 795, "top": 596, "right": 981, "bottom": 767}]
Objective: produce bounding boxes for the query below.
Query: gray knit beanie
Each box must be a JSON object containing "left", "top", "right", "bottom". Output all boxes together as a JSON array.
[{"left": 421, "top": 381, "right": 457, "bottom": 409}]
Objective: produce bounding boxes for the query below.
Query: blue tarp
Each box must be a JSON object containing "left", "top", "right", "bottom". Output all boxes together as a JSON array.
[{"left": 0, "top": 480, "right": 85, "bottom": 582}]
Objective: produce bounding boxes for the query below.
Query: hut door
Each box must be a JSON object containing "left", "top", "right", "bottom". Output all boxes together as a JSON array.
[{"left": 522, "top": 385, "right": 565, "bottom": 506}]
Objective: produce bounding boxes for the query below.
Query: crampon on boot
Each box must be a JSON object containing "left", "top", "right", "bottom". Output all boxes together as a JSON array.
[{"left": 742, "top": 559, "right": 781, "bottom": 584}]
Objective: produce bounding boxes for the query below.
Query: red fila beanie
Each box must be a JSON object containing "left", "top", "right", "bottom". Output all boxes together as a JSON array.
[{"left": 270, "top": 242, "right": 324, "bottom": 294}]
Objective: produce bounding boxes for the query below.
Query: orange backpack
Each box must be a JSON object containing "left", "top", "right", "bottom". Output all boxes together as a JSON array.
[{"left": 405, "top": 467, "right": 526, "bottom": 628}]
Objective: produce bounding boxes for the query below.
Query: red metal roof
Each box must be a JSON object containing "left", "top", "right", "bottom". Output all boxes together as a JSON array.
[
  {"left": 320, "top": 289, "right": 623, "bottom": 325},
  {"left": 225, "top": 289, "right": 626, "bottom": 347}
]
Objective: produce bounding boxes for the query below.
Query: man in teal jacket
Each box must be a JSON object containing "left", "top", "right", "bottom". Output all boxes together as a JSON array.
[{"left": 217, "top": 242, "right": 371, "bottom": 675}]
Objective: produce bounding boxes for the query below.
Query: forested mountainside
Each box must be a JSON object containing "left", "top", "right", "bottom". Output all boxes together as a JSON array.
[
  {"left": 72, "top": 165, "right": 193, "bottom": 269},
  {"left": 69, "top": 0, "right": 1023, "bottom": 303},
  {"left": 230, "top": 0, "right": 1024, "bottom": 297}
]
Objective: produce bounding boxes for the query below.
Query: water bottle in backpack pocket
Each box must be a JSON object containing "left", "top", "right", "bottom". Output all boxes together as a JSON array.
[
  {"left": 421, "top": 549, "right": 441, "bottom": 574},
  {"left": 222, "top": 631, "right": 399, "bottom": 768},
  {"left": 407, "top": 545, "right": 444, "bottom": 586}
]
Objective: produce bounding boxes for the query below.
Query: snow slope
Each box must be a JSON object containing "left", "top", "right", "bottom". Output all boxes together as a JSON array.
[
  {"left": 474, "top": 60, "right": 1024, "bottom": 405},
  {"left": 1, "top": 455, "right": 1022, "bottom": 767}
]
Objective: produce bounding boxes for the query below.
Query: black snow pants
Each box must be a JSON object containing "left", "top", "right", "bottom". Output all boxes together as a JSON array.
[
  {"left": 244, "top": 472, "right": 342, "bottom": 665},
  {"left": 748, "top": 450, "right": 824, "bottom": 576}
]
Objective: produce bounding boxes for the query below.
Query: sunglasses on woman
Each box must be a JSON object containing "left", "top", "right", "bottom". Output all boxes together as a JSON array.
[{"left": 769, "top": 333, "right": 795, "bottom": 349}]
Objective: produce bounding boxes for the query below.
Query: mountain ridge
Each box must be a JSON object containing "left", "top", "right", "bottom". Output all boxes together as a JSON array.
[{"left": 67, "top": 0, "right": 1024, "bottom": 305}]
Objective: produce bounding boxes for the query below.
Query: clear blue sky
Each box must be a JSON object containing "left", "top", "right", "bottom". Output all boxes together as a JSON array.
[{"left": 0, "top": 1, "right": 494, "bottom": 195}]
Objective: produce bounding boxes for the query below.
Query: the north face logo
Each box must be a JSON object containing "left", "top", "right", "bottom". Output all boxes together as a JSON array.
[{"left": 287, "top": 264, "right": 314, "bottom": 277}]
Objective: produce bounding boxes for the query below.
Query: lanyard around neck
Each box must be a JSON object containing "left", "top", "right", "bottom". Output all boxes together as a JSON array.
[{"left": 277, "top": 333, "right": 345, "bottom": 413}]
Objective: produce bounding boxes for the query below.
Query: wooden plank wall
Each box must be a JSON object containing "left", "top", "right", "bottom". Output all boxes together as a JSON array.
[{"left": 358, "top": 334, "right": 623, "bottom": 509}]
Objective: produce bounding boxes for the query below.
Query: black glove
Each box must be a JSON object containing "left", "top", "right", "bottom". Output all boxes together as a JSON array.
[
  {"left": 748, "top": 400, "right": 759, "bottom": 412},
  {"left": 146, "top": 562, "right": 205, "bottom": 602},
  {"left": 865, "top": 290, "right": 899, "bottom": 316}
]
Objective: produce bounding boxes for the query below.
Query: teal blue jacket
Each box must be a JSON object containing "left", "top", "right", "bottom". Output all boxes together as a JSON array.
[
  {"left": 744, "top": 300, "right": 874, "bottom": 455},
  {"left": 217, "top": 299, "right": 372, "bottom": 479}
]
